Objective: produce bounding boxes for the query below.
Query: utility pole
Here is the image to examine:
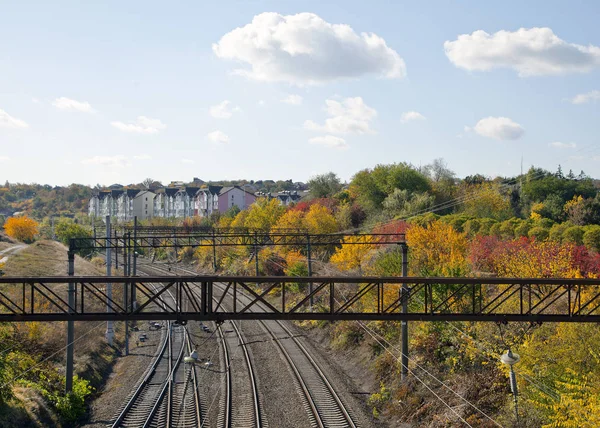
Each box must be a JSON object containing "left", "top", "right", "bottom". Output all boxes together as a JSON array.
[
  {"left": 401, "top": 243, "right": 409, "bottom": 380},
  {"left": 105, "top": 216, "right": 114, "bottom": 346},
  {"left": 501, "top": 350, "right": 521, "bottom": 426},
  {"left": 65, "top": 246, "right": 75, "bottom": 393}
]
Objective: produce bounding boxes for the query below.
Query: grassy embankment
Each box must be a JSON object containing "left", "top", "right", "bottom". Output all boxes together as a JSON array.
[{"left": 0, "top": 238, "right": 126, "bottom": 427}]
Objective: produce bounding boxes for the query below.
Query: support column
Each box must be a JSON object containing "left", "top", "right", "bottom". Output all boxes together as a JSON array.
[
  {"left": 212, "top": 230, "right": 217, "bottom": 272},
  {"left": 105, "top": 216, "right": 114, "bottom": 345},
  {"left": 254, "top": 231, "right": 259, "bottom": 276},
  {"left": 124, "top": 232, "right": 130, "bottom": 356},
  {"left": 306, "top": 234, "right": 313, "bottom": 311},
  {"left": 65, "top": 248, "right": 75, "bottom": 393},
  {"left": 401, "top": 243, "right": 409, "bottom": 380},
  {"left": 132, "top": 217, "right": 138, "bottom": 309},
  {"left": 114, "top": 229, "right": 118, "bottom": 271}
]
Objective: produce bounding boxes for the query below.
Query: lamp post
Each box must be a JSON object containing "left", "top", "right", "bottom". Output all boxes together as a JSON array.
[{"left": 501, "top": 349, "right": 521, "bottom": 426}]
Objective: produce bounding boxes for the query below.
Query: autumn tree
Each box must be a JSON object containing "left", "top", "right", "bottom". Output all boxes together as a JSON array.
[
  {"left": 4, "top": 215, "right": 38, "bottom": 243},
  {"left": 330, "top": 236, "right": 375, "bottom": 273},
  {"left": 406, "top": 220, "right": 469, "bottom": 276},
  {"left": 243, "top": 198, "right": 286, "bottom": 230},
  {"left": 273, "top": 209, "right": 306, "bottom": 231},
  {"left": 304, "top": 204, "right": 338, "bottom": 234},
  {"left": 461, "top": 183, "right": 512, "bottom": 221}
]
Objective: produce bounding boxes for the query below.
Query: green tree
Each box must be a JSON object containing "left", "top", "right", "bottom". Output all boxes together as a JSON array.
[
  {"left": 307, "top": 172, "right": 343, "bottom": 198},
  {"left": 55, "top": 219, "right": 95, "bottom": 257},
  {"left": 461, "top": 183, "right": 512, "bottom": 220},
  {"left": 583, "top": 226, "right": 600, "bottom": 253}
]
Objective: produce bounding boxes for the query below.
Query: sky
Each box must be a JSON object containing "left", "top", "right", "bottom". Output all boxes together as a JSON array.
[{"left": 0, "top": 0, "right": 599, "bottom": 186}]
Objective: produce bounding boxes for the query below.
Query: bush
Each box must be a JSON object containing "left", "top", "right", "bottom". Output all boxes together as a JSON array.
[
  {"left": 534, "top": 217, "right": 554, "bottom": 229},
  {"left": 498, "top": 220, "right": 518, "bottom": 239},
  {"left": 463, "top": 219, "right": 482, "bottom": 237},
  {"left": 478, "top": 218, "right": 498, "bottom": 236},
  {"left": 489, "top": 222, "right": 502, "bottom": 237},
  {"left": 514, "top": 221, "right": 532, "bottom": 237},
  {"left": 3, "top": 215, "right": 38, "bottom": 243},
  {"left": 549, "top": 222, "right": 571, "bottom": 243},
  {"left": 583, "top": 226, "right": 600, "bottom": 253},
  {"left": 562, "top": 226, "right": 585, "bottom": 245},
  {"left": 49, "top": 376, "right": 93, "bottom": 424},
  {"left": 528, "top": 227, "right": 549, "bottom": 241}
]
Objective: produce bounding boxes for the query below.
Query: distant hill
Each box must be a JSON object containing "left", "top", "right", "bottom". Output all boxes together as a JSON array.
[{"left": 0, "top": 183, "right": 93, "bottom": 219}]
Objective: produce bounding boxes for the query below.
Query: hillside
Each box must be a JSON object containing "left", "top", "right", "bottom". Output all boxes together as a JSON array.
[{"left": 0, "top": 240, "right": 121, "bottom": 427}]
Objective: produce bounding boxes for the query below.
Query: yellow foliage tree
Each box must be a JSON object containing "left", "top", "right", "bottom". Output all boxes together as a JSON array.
[
  {"left": 273, "top": 209, "right": 306, "bottom": 231},
  {"left": 530, "top": 202, "right": 544, "bottom": 220},
  {"left": 243, "top": 198, "right": 286, "bottom": 230},
  {"left": 304, "top": 204, "right": 338, "bottom": 234},
  {"left": 517, "top": 323, "right": 600, "bottom": 426},
  {"left": 491, "top": 241, "right": 580, "bottom": 278},
  {"left": 406, "top": 220, "right": 469, "bottom": 276},
  {"left": 461, "top": 182, "right": 512, "bottom": 220},
  {"left": 230, "top": 208, "right": 249, "bottom": 228},
  {"left": 4, "top": 215, "right": 38, "bottom": 243},
  {"left": 330, "top": 236, "right": 375, "bottom": 273}
]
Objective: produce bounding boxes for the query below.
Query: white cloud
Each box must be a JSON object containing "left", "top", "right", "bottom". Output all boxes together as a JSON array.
[
  {"left": 571, "top": 90, "right": 600, "bottom": 104},
  {"left": 0, "top": 109, "right": 28, "bottom": 129},
  {"left": 0, "top": 156, "right": 10, "bottom": 162},
  {"left": 209, "top": 100, "right": 241, "bottom": 119},
  {"left": 52, "top": 97, "right": 95, "bottom": 113},
  {"left": 400, "top": 111, "right": 426, "bottom": 123},
  {"left": 81, "top": 155, "right": 131, "bottom": 168},
  {"left": 549, "top": 141, "right": 576, "bottom": 149},
  {"left": 32, "top": 98, "right": 41, "bottom": 104},
  {"left": 111, "top": 116, "right": 166, "bottom": 134},
  {"left": 181, "top": 159, "right": 195, "bottom": 164},
  {"left": 309, "top": 135, "right": 348, "bottom": 149},
  {"left": 304, "top": 97, "right": 377, "bottom": 134},
  {"left": 445, "top": 27, "right": 600, "bottom": 76},
  {"left": 213, "top": 12, "right": 406, "bottom": 85},
  {"left": 282, "top": 94, "right": 303, "bottom": 105},
  {"left": 470, "top": 117, "right": 525, "bottom": 140},
  {"left": 133, "top": 154, "right": 152, "bottom": 160},
  {"left": 258, "top": 100, "right": 266, "bottom": 107},
  {"left": 206, "top": 130, "right": 230, "bottom": 144}
]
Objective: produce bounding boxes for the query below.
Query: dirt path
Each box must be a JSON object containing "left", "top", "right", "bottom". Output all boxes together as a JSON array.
[{"left": 0, "top": 244, "right": 27, "bottom": 264}]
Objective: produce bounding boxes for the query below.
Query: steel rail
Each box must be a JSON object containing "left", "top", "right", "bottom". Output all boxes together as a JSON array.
[
  {"left": 161, "top": 262, "right": 354, "bottom": 428},
  {"left": 110, "top": 272, "right": 200, "bottom": 428},
  {"left": 110, "top": 324, "right": 170, "bottom": 427},
  {"left": 149, "top": 262, "right": 262, "bottom": 428}
]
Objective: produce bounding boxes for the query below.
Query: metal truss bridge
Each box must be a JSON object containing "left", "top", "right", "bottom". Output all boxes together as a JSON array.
[
  {"left": 1, "top": 275, "right": 599, "bottom": 323},
  {"left": 72, "top": 232, "right": 405, "bottom": 250}
]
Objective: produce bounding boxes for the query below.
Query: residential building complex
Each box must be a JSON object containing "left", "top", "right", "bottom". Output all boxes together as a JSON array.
[{"left": 89, "top": 185, "right": 260, "bottom": 221}]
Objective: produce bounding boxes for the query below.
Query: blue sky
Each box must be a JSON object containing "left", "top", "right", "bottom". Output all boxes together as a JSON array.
[{"left": 1, "top": 0, "right": 599, "bottom": 186}]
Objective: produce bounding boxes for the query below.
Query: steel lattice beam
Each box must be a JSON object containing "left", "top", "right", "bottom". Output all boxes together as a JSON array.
[
  {"left": 1, "top": 275, "right": 599, "bottom": 322},
  {"left": 71, "top": 232, "right": 406, "bottom": 250}
]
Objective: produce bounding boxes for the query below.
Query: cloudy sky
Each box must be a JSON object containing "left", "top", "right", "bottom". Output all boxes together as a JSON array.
[{"left": 1, "top": 1, "right": 599, "bottom": 186}]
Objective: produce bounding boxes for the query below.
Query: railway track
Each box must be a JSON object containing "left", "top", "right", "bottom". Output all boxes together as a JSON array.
[
  {"left": 143, "top": 261, "right": 357, "bottom": 428},
  {"left": 110, "top": 273, "right": 204, "bottom": 428},
  {"left": 140, "top": 262, "right": 264, "bottom": 428}
]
